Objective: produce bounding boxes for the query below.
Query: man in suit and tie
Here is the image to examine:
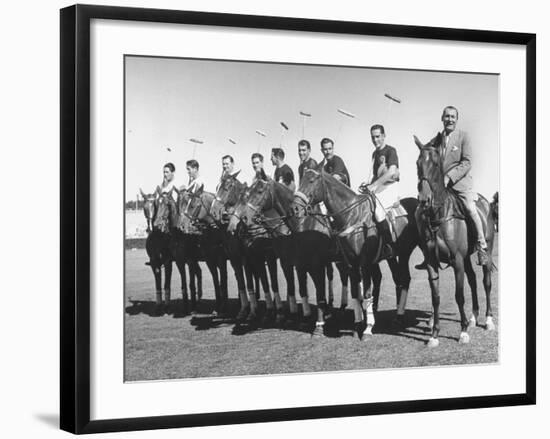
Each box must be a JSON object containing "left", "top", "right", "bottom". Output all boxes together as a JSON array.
[{"left": 417, "top": 106, "right": 488, "bottom": 268}]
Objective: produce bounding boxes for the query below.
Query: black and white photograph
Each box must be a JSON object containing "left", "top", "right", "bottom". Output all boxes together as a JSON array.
[{"left": 124, "top": 56, "right": 500, "bottom": 381}]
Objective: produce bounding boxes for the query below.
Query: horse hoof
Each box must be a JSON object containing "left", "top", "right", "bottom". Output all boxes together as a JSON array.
[
  {"left": 427, "top": 337, "right": 439, "bottom": 348},
  {"left": 468, "top": 315, "right": 477, "bottom": 328},
  {"left": 236, "top": 307, "right": 250, "bottom": 323},
  {"left": 486, "top": 317, "right": 496, "bottom": 331},
  {"left": 354, "top": 321, "right": 366, "bottom": 340},
  {"left": 312, "top": 323, "right": 324, "bottom": 338},
  {"left": 459, "top": 332, "right": 470, "bottom": 344},
  {"left": 365, "top": 324, "right": 374, "bottom": 336}
]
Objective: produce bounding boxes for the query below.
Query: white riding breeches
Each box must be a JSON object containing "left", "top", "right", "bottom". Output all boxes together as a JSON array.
[{"left": 373, "top": 183, "right": 399, "bottom": 222}]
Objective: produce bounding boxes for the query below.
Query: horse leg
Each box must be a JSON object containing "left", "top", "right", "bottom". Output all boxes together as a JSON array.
[
  {"left": 311, "top": 264, "right": 327, "bottom": 336},
  {"left": 297, "top": 267, "right": 311, "bottom": 321},
  {"left": 360, "top": 264, "right": 376, "bottom": 336},
  {"left": 206, "top": 259, "right": 221, "bottom": 315},
  {"left": 218, "top": 257, "right": 228, "bottom": 315},
  {"left": 175, "top": 259, "right": 188, "bottom": 315},
  {"left": 426, "top": 263, "right": 441, "bottom": 347},
  {"left": 483, "top": 264, "right": 495, "bottom": 330},
  {"left": 189, "top": 260, "right": 199, "bottom": 313},
  {"left": 349, "top": 266, "right": 366, "bottom": 340},
  {"left": 152, "top": 264, "right": 163, "bottom": 316},
  {"left": 326, "top": 262, "right": 334, "bottom": 308},
  {"left": 196, "top": 261, "right": 203, "bottom": 300},
  {"left": 282, "top": 260, "right": 298, "bottom": 317},
  {"left": 464, "top": 256, "right": 480, "bottom": 328},
  {"left": 336, "top": 262, "right": 349, "bottom": 310},
  {"left": 267, "top": 256, "right": 284, "bottom": 323},
  {"left": 396, "top": 250, "right": 412, "bottom": 319},
  {"left": 164, "top": 260, "right": 173, "bottom": 313},
  {"left": 231, "top": 259, "right": 250, "bottom": 322},
  {"left": 454, "top": 256, "right": 470, "bottom": 344}
]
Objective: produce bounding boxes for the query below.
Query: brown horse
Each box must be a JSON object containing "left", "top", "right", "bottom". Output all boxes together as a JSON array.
[
  {"left": 236, "top": 178, "right": 350, "bottom": 334},
  {"left": 414, "top": 135, "right": 496, "bottom": 347},
  {"left": 146, "top": 189, "right": 175, "bottom": 315},
  {"left": 293, "top": 168, "right": 419, "bottom": 339},
  {"left": 208, "top": 172, "right": 256, "bottom": 322},
  {"left": 182, "top": 188, "right": 229, "bottom": 316},
  {"left": 169, "top": 188, "right": 203, "bottom": 314},
  {"left": 227, "top": 184, "right": 287, "bottom": 326},
  {"left": 227, "top": 178, "right": 304, "bottom": 323}
]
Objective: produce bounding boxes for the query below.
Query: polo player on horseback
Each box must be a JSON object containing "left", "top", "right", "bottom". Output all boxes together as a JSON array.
[
  {"left": 185, "top": 159, "right": 204, "bottom": 194},
  {"left": 418, "top": 106, "right": 489, "bottom": 266},
  {"left": 359, "top": 124, "right": 399, "bottom": 260}
]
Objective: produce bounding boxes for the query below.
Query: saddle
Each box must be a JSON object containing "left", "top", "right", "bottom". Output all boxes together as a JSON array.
[{"left": 425, "top": 190, "right": 488, "bottom": 252}]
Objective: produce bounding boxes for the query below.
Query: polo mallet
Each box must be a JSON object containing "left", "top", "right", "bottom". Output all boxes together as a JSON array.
[
  {"left": 279, "top": 122, "right": 289, "bottom": 147},
  {"left": 336, "top": 108, "right": 356, "bottom": 142},
  {"left": 255, "top": 129, "right": 267, "bottom": 153},
  {"left": 228, "top": 137, "right": 237, "bottom": 145},
  {"left": 299, "top": 111, "right": 311, "bottom": 139},
  {"left": 383, "top": 93, "right": 402, "bottom": 126},
  {"left": 189, "top": 138, "right": 203, "bottom": 159}
]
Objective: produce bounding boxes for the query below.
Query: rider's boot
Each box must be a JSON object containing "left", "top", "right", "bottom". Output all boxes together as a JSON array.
[{"left": 376, "top": 219, "right": 395, "bottom": 260}]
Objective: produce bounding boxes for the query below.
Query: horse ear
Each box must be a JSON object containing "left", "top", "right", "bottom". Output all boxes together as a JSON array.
[
  {"left": 155, "top": 186, "right": 162, "bottom": 197},
  {"left": 413, "top": 135, "right": 424, "bottom": 150},
  {"left": 139, "top": 188, "right": 146, "bottom": 199}
]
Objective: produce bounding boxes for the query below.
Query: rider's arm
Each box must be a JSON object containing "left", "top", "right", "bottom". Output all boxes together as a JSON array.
[{"left": 370, "top": 165, "right": 398, "bottom": 192}]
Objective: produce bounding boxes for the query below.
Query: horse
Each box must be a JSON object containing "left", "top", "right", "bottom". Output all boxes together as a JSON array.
[
  {"left": 226, "top": 178, "right": 302, "bottom": 321},
  {"left": 182, "top": 187, "right": 229, "bottom": 316},
  {"left": 208, "top": 172, "right": 257, "bottom": 322},
  {"left": 226, "top": 183, "right": 287, "bottom": 326},
  {"left": 293, "top": 168, "right": 419, "bottom": 339},
  {"left": 235, "top": 177, "right": 351, "bottom": 335},
  {"left": 145, "top": 189, "right": 175, "bottom": 315},
  {"left": 169, "top": 188, "right": 203, "bottom": 314},
  {"left": 413, "top": 135, "right": 496, "bottom": 347}
]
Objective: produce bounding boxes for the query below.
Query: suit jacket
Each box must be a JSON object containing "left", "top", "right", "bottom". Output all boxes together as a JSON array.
[{"left": 429, "top": 129, "right": 473, "bottom": 192}]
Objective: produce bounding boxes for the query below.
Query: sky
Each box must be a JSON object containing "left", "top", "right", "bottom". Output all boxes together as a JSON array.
[{"left": 125, "top": 56, "right": 498, "bottom": 202}]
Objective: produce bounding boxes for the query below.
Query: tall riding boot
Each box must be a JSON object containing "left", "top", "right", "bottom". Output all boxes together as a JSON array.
[{"left": 376, "top": 219, "right": 394, "bottom": 260}]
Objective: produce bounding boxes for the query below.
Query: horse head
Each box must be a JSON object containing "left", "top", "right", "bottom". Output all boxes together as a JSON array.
[
  {"left": 140, "top": 188, "right": 158, "bottom": 234},
  {"left": 414, "top": 135, "right": 445, "bottom": 208},
  {"left": 211, "top": 170, "right": 243, "bottom": 223},
  {"left": 184, "top": 186, "right": 215, "bottom": 227},
  {"left": 292, "top": 168, "right": 323, "bottom": 217},
  {"left": 227, "top": 182, "right": 257, "bottom": 233},
  {"left": 152, "top": 190, "right": 175, "bottom": 234}
]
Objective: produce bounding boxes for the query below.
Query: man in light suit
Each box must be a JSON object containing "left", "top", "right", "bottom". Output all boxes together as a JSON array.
[{"left": 417, "top": 106, "right": 488, "bottom": 267}]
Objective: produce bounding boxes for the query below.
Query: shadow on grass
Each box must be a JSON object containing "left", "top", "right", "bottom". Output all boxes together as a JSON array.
[{"left": 125, "top": 299, "right": 461, "bottom": 343}]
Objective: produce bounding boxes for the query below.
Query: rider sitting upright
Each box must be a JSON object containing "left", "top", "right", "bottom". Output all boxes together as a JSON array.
[
  {"left": 416, "top": 106, "right": 488, "bottom": 268},
  {"left": 359, "top": 124, "right": 399, "bottom": 260}
]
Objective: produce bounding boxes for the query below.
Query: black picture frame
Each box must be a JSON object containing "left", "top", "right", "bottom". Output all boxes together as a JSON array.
[{"left": 60, "top": 4, "right": 536, "bottom": 434}]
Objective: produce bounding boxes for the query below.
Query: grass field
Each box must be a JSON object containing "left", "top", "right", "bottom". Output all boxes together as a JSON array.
[{"left": 124, "top": 236, "right": 498, "bottom": 381}]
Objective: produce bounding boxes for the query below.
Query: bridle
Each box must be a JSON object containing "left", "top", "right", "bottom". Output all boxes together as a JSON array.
[{"left": 152, "top": 194, "right": 173, "bottom": 233}]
